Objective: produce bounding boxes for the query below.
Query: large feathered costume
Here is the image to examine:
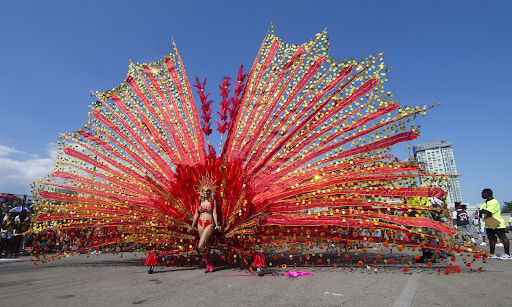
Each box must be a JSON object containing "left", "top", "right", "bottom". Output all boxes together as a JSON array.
[{"left": 31, "top": 27, "right": 475, "bottom": 267}]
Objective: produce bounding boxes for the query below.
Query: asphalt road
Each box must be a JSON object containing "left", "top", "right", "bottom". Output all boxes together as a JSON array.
[{"left": 1, "top": 239, "right": 511, "bottom": 307}]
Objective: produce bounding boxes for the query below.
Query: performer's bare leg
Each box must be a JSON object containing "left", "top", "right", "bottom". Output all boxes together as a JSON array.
[{"left": 198, "top": 223, "right": 214, "bottom": 272}]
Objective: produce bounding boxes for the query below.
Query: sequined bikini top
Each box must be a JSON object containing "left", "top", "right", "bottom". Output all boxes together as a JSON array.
[{"left": 198, "top": 199, "right": 213, "bottom": 214}]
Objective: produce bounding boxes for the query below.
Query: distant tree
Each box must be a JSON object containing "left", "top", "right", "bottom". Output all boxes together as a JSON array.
[{"left": 502, "top": 201, "right": 512, "bottom": 213}]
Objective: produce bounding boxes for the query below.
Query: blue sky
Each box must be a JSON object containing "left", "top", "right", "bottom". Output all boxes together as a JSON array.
[{"left": 1, "top": 1, "right": 510, "bottom": 206}]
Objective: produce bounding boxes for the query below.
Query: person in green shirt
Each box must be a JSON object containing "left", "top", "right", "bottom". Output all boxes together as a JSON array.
[{"left": 479, "top": 189, "right": 510, "bottom": 260}]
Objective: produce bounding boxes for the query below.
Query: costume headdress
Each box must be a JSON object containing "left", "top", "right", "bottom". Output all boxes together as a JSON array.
[{"left": 196, "top": 173, "right": 217, "bottom": 196}]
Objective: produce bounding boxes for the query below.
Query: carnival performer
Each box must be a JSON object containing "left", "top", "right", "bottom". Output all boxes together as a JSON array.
[
  {"left": 30, "top": 26, "right": 479, "bottom": 270},
  {"left": 188, "top": 176, "right": 221, "bottom": 272}
]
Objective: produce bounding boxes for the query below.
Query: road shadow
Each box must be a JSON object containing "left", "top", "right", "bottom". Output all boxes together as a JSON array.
[{"left": 27, "top": 248, "right": 489, "bottom": 276}]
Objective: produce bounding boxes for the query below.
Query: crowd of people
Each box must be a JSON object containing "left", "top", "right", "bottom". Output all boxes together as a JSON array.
[
  {"left": 394, "top": 187, "right": 511, "bottom": 263},
  {"left": 450, "top": 189, "right": 511, "bottom": 259},
  {"left": 0, "top": 197, "right": 33, "bottom": 257},
  {"left": 31, "top": 226, "right": 137, "bottom": 256}
]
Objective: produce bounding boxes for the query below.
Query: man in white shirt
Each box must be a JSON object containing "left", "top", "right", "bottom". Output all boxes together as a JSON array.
[{"left": 452, "top": 203, "right": 476, "bottom": 244}]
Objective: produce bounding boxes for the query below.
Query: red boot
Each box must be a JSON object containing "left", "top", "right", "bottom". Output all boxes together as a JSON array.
[{"left": 201, "top": 247, "right": 214, "bottom": 273}]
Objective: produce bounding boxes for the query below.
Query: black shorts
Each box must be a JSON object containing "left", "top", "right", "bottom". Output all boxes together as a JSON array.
[{"left": 486, "top": 227, "right": 506, "bottom": 237}]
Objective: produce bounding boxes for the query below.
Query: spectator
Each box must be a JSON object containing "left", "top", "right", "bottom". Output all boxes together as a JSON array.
[
  {"left": 452, "top": 202, "right": 477, "bottom": 244},
  {"left": 1, "top": 212, "right": 14, "bottom": 257},
  {"left": 19, "top": 211, "right": 31, "bottom": 253},
  {"left": 429, "top": 197, "right": 444, "bottom": 222},
  {"left": 427, "top": 197, "right": 449, "bottom": 259},
  {"left": 407, "top": 205, "right": 434, "bottom": 263},
  {"left": 12, "top": 214, "right": 21, "bottom": 256},
  {"left": 479, "top": 189, "right": 510, "bottom": 260},
  {"left": 476, "top": 215, "right": 487, "bottom": 246}
]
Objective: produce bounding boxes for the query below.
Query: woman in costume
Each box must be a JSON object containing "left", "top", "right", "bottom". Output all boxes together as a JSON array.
[{"left": 188, "top": 176, "right": 221, "bottom": 272}]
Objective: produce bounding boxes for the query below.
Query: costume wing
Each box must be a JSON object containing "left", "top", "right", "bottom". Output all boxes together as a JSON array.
[
  {"left": 219, "top": 27, "right": 455, "bottom": 244},
  {"left": 32, "top": 27, "right": 463, "bottom": 260},
  {"left": 33, "top": 41, "right": 207, "bottom": 247}
]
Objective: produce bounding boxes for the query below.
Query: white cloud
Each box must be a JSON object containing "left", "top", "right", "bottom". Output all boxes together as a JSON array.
[
  {"left": 0, "top": 145, "right": 28, "bottom": 157},
  {"left": 0, "top": 144, "right": 40, "bottom": 159},
  {"left": 0, "top": 143, "right": 58, "bottom": 195}
]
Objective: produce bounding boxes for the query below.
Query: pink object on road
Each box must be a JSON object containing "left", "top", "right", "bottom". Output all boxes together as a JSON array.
[{"left": 282, "top": 271, "right": 313, "bottom": 277}]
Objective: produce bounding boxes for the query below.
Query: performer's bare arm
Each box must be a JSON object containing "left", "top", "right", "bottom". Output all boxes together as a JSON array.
[
  {"left": 188, "top": 210, "right": 198, "bottom": 232},
  {"left": 213, "top": 200, "right": 221, "bottom": 230}
]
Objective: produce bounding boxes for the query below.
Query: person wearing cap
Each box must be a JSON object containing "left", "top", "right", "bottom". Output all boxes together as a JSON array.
[
  {"left": 452, "top": 202, "right": 476, "bottom": 245},
  {"left": 479, "top": 189, "right": 510, "bottom": 260}
]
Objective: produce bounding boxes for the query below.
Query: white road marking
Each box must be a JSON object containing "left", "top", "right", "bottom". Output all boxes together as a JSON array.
[
  {"left": 324, "top": 292, "right": 344, "bottom": 296},
  {"left": 392, "top": 272, "right": 421, "bottom": 307}
]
